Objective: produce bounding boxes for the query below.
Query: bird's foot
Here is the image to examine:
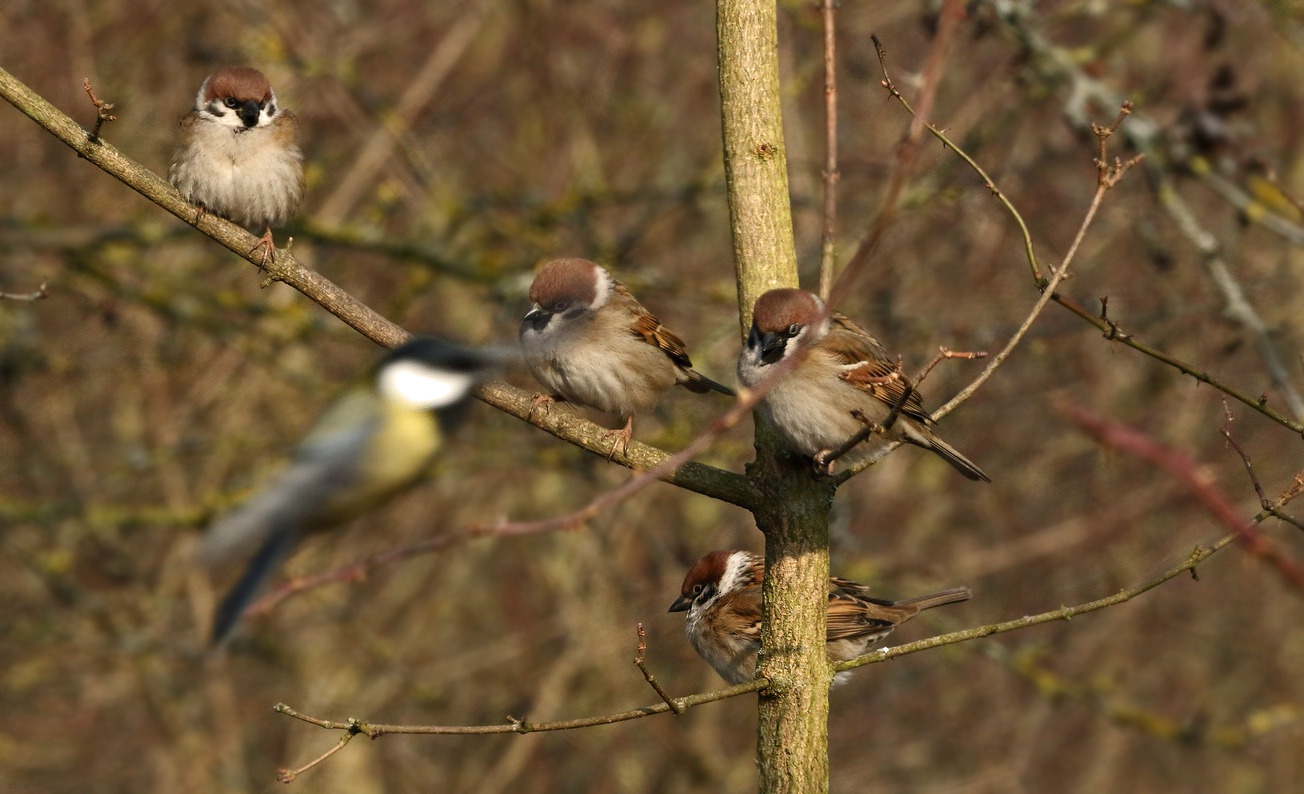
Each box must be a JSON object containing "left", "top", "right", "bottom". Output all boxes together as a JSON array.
[
  {"left": 601, "top": 417, "right": 634, "bottom": 461},
  {"left": 527, "top": 393, "right": 560, "bottom": 421},
  {"left": 249, "top": 227, "right": 278, "bottom": 271}
]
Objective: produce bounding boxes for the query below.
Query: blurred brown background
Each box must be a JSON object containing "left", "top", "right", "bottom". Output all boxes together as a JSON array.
[{"left": 3, "top": 1, "right": 1304, "bottom": 792}]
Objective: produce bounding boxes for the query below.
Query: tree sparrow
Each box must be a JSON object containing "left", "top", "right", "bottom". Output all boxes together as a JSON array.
[
  {"left": 197, "top": 337, "right": 498, "bottom": 645},
  {"left": 519, "top": 258, "right": 735, "bottom": 456},
  {"left": 169, "top": 66, "right": 304, "bottom": 268},
  {"left": 669, "top": 549, "right": 971, "bottom": 684},
  {"left": 738, "top": 288, "right": 990, "bottom": 481}
]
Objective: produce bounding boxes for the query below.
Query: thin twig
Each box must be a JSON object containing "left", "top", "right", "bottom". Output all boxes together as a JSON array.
[
  {"left": 817, "top": 0, "right": 840, "bottom": 300},
  {"left": 633, "top": 623, "right": 684, "bottom": 714},
  {"left": 981, "top": 1, "right": 1304, "bottom": 432},
  {"left": 0, "top": 281, "right": 49, "bottom": 301},
  {"left": 275, "top": 727, "right": 360, "bottom": 783},
  {"left": 273, "top": 525, "right": 1237, "bottom": 754},
  {"left": 877, "top": 90, "right": 1138, "bottom": 422},
  {"left": 838, "top": 56, "right": 1139, "bottom": 479},
  {"left": 1220, "top": 404, "right": 1304, "bottom": 531},
  {"left": 82, "top": 78, "right": 116, "bottom": 141},
  {"left": 1050, "top": 292, "right": 1304, "bottom": 434},
  {"left": 1254, "top": 161, "right": 1304, "bottom": 219}
]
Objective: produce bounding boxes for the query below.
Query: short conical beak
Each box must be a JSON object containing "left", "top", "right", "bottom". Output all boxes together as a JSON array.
[
  {"left": 521, "top": 304, "right": 552, "bottom": 333},
  {"left": 759, "top": 331, "right": 787, "bottom": 365},
  {"left": 239, "top": 101, "right": 261, "bottom": 128},
  {"left": 668, "top": 595, "right": 692, "bottom": 613}
]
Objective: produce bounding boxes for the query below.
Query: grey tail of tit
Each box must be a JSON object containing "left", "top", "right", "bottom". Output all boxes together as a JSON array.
[{"left": 211, "top": 527, "right": 299, "bottom": 646}]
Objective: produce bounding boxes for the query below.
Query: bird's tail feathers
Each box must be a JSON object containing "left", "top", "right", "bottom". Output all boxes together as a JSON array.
[
  {"left": 895, "top": 587, "right": 973, "bottom": 612},
  {"left": 903, "top": 426, "right": 990, "bottom": 483},
  {"left": 682, "top": 369, "right": 736, "bottom": 396},
  {"left": 210, "top": 527, "right": 299, "bottom": 646}
]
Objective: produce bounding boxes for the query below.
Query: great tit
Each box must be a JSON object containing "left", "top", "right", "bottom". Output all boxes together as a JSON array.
[{"left": 198, "top": 336, "right": 497, "bottom": 645}]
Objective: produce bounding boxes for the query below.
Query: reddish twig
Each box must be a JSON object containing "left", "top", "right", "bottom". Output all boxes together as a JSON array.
[
  {"left": 817, "top": 0, "right": 840, "bottom": 300},
  {"left": 1252, "top": 159, "right": 1304, "bottom": 219},
  {"left": 1062, "top": 400, "right": 1304, "bottom": 591},
  {"left": 826, "top": 0, "right": 963, "bottom": 310}
]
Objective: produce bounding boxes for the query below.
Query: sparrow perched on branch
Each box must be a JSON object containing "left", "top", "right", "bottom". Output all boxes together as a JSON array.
[
  {"left": 197, "top": 337, "right": 498, "bottom": 645},
  {"left": 169, "top": 66, "right": 304, "bottom": 267},
  {"left": 519, "top": 258, "right": 735, "bottom": 456},
  {"left": 669, "top": 549, "right": 971, "bottom": 684},
  {"left": 737, "top": 288, "right": 989, "bottom": 481}
]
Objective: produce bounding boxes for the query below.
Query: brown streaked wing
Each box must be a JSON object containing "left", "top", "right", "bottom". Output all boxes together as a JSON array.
[
  {"left": 825, "top": 595, "right": 898, "bottom": 642},
  {"left": 722, "top": 586, "right": 764, "bottom": 641},
  {"left": 616, "top": 283, "right": 696, "bottom": 369},
  {"left": 827, "top": 314, "right": 933, "bottom": 425}
]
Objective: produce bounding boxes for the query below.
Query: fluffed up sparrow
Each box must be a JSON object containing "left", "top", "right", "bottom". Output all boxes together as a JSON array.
[
  {"left": 519, "top": 258, "right": 734, "bottom": 456},
  {"left": 169, "top": 66, "right": 304, "bottom": 268},
  {"left": 669, "top": 549, "right": 971, "bottom": 684},
  {"left": 738, "top": 288, "right": 989, "bottom": 481}
]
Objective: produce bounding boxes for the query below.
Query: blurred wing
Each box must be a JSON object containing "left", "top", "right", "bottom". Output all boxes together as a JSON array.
[
  {"left": 827, "top": 314, "right": 933, "bottom": 425},
  {"left": 197, "top": 389, "right": 380, "bottom": 566}
]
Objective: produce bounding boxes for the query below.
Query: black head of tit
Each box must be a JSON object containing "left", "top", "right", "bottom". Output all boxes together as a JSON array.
[{"left": 198, "top": 336, "right": 499, "bottom": 646}]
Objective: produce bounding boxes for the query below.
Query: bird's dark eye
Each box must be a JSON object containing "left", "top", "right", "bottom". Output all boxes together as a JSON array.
[
  {"left": 552, "top": 301, "right": 568, "bottom": 312},
  {"left": 786, "top": 323, "right": 802, "bottom": 337},
  {"left": 223, "top": 97, "right": 239, "bottom": 108},
  {"left": 691, "top": 584, "right": 704, "bottom": 596}
]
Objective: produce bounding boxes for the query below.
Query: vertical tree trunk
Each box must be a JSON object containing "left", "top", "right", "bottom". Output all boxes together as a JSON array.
[
  {"left": 717, "top": 0, "right": 800, "bottom": 334},
  {"left": 717, "top": 2, "right": 835, "bottom": 792}
]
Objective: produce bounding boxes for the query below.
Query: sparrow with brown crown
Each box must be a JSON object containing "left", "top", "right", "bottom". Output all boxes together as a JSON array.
[
  {"left": 519, "top": 258, "right": 735, "bottom": 457},
  {"left": 738, "top": 288, "right": 990, "bottom": 481},
  {"left": 670, "top": 549, "right": 971, "bottom": 684},
  {"left": 170, "top": 66, "right": 304, "bottom": 268}
]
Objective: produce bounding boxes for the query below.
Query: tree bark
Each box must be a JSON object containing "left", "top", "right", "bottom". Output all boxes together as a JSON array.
[{"left": 717, "top": 2, "right": 834, "bottom": 792}]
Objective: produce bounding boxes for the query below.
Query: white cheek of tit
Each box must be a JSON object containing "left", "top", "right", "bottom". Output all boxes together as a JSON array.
[{"left": 380, "top": 360, "right": 477, "bottom": 409}]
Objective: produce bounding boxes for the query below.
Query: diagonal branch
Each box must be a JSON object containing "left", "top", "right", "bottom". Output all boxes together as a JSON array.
[
  {"left": 978, "top": 0, "right": 1304, "bottom": 432},
  {"left": 0, "top": 65, "right": 407, "bottom": 346},
  {"left": 0, "top": 65, "right": 756, "bottom": 508}
]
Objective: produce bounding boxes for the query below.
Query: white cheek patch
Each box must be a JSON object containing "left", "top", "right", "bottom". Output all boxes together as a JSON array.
[
  {"left": 589, "top": 266, "right": 613, "bottom": 311},
  {"left": 716, "top": 552, "right": 754, "bottom": 598},
  {"left": 380, "top": 360, "right": 477, "bottom": 409}
]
